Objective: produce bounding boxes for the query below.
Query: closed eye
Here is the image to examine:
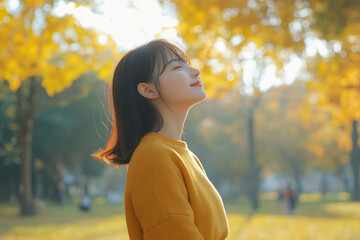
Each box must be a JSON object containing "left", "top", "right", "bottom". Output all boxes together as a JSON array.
[{"left": 173, "top": 65, "right": 182, "bottom": 69}]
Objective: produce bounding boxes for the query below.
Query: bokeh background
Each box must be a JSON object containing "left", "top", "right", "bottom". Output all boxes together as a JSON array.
[{"left": 1, "top": 0, "right": 360, "bottom": 239}]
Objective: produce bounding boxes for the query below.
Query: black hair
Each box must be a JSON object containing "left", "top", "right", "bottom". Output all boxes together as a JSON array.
[{"left": 91, "top": 39, "right": 190, "bottom": 166}]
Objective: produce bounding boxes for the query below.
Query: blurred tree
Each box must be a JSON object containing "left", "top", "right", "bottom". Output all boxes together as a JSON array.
[
  {"left": 32, "top": 76, "right": 109, "bottom": 203},
  {"left": 166, "top": 0, "right": 305, "bottom": 209},
  {"left": 0, "top": 79, "right": 21, "bottom": 201},
  {"left": 305, "top": 0, "right": 360, "bottom": 201},
  {"left": 300, "top": 95, "right": 351, "bottom": 194},
  {"left": 256, "top": 81, "right": 311, "bottom": 196},
  {"left": 167, "top": 0, "right": 360, "bottom": 205},
  {"left": 0, "top": 0, "right": 117, "bottom": 215},
  {"left": 185, "top": 96, "right": 249, "bottom": 201}
]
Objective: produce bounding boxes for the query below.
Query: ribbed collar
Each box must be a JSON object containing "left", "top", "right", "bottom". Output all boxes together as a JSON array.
[{"left": 145, "top": 131, "right": 188, "bottom": 149}]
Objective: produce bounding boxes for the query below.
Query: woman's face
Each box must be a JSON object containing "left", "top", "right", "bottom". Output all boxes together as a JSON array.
[{"left": 156, "top": 52, "right": 206, "bottom": 109}]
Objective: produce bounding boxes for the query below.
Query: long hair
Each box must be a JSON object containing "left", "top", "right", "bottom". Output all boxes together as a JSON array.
[{"left": 91, "top": 39, "right": 190, "bottom": 167}]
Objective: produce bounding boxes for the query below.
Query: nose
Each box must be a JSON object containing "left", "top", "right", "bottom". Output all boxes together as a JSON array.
[{"left": 191, "top": 67, "right": 200, "bottom": 78}]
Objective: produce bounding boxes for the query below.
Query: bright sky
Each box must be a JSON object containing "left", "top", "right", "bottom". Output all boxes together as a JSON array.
[
  {"left": 7, "top": 0, "right": 330, "bottom": 94},
  {"left": 53, "top": 0, "right": 182, "bottom": 52}
]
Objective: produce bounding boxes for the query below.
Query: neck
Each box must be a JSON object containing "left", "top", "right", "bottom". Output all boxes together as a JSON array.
[{"left": 155, "top": 105, "right": 189, "bottom": 141}]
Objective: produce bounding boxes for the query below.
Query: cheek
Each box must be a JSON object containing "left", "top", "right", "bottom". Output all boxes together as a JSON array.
[{"left": 159, "top": 73, "right": 190, "bottom": 100}]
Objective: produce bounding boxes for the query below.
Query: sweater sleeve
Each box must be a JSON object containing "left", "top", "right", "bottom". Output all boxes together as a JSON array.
[
  {"left": 131, "top": 150, "right": 204, "bottom": 240},
  {"left": 190, "top": 152, "right": 207, "bottom": 176}
]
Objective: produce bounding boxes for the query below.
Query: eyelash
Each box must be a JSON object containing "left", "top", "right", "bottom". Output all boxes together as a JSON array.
[{"left": 172, "top": 61, "right": 190, "bottom": 70}]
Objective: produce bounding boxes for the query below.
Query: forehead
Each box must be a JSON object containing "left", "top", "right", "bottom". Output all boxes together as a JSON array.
[
  {"left": 159, "top": 48, "right": 185, "bottom": 65},
  {"left": 153, "top": 47, "right": 187, "bottom": 76}
]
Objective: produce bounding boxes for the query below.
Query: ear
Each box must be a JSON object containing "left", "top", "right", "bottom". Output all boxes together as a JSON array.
[{"left": 137, "top": 82, "right": 159, "bottom": 99}]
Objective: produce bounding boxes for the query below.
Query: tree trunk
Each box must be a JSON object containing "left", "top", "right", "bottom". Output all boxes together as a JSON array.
[
  {"left": 55, "top": 161, "right": 66, "bottom": 205},
  {"left": 335, "top": 164, "right": 350, "bottom": 193},
  {"left": 18, "top": 77, "right": 38, "bottom": 216},
  {"left": 246, "top": 106, "right": 261, "bottom": 210},
  {"left": 293, "top": 169, "right": 302, "bottom": 196},
  {"left": 320, "top": 172, "right": 328, "bottom": 200},
  {"left": 350, "top": 120, "right": 360, "bottom": 202}
]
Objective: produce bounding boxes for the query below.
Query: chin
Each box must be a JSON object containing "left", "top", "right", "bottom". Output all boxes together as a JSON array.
[
  {"left": 177, "top": 91, "right": 207, "bottom": 109},
  {"left": 199, "top": 90, "right": 207, "bottom": 100},
  {"left": 190, "top": 92, "right": 207, "bottom": 107}
]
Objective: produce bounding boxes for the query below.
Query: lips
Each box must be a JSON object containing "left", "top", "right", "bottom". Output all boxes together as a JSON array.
[{"left": 190, "top": 80, "right": 202, "bottom": 87}]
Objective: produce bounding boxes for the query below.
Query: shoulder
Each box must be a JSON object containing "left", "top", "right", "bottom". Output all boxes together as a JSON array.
[
  {"left": 125, "top": 136, "right": 187, "bottom": 197},
  {"left": 133, "top": 135, "right": 180, "bottom": 161},
  {"left": 127, "top": 135, "right": 183, "bottom": 175},
  {"left": 187, "top": 150, "right": 207, "bottom": 175}
]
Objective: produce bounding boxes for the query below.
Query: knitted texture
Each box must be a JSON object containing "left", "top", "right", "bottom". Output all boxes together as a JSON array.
[{"left": 124, "top": 132, "right": 230, "bottom": 240}]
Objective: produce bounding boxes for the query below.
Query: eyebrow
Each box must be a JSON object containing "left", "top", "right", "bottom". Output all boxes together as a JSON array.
[{"left": 164, "top": 58, "right": 183, "bottom": 69}]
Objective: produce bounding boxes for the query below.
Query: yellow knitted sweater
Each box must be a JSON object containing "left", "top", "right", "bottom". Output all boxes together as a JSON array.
[{"left": 124, "top": 131, "right": 230, "bottom": 240}]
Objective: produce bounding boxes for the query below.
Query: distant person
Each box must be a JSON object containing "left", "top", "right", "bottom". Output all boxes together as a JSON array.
[
  {"left": 32, "top": 198, "right": 46, "bottom": 214},
  {"left": 276, "top": 186, "right": 283, "bottom": 202},
  {"left": 79, "top": 194, "right": 91, "bottom": 212},
  {"left": 283, "top": 184, "right": 296, "bottom": 215}
]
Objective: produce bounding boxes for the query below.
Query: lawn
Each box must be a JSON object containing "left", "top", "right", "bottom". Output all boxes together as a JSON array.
[{"left": 0, "top": 192, "right": 359, "bottom": 240}]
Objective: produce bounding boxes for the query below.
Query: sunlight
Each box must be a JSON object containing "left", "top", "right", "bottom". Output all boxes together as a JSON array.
[
  {"left": 54, "top": 0, "right": 180, "bottom": 50},
  {"left": 51, "top": 0, "right": 304, "bottom": 93}
]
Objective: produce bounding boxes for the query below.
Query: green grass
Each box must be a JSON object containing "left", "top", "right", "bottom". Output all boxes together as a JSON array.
[
  {"left": 224, "top": 192, "right": 354, "bottom": 218},
  {"left": 0, "top": 192, "right": 359, "bottom": 239}
]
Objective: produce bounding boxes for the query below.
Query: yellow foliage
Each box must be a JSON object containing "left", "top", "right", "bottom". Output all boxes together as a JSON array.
[
  {"left": 34, "top": 158, "right": 44, "bottom": 170},
  {"left": 170, "top": 0, "right": 304, "bottom": 100},
  {"left": 324, "top": 202, "right": 360, "bottom": 218},
  {"left": 0, "top": 2, "right": 118, "bottom": 96},
  {"left": 267, "top": 100, "right": 279, "bottom": 111},
  {"left": 98, "top": 59, "right": 116, "bottom": 83},
  {"left": 1, "top": 192, "right": 359, "bottom": 240},
  {"left": 5, "top": 105, "right": 16, "bottom": 118},
  {"left": 236, "top": 214, "right": 360, "bottom": 240},
  {"left": 307, "top": 144, "right": 324, "bottom": 157},
  {"left": 317, "top": 62, "right": 327, "bottom": 73},
  {"left": 338, "top": 131, "right": 352, "bottom": 152}
]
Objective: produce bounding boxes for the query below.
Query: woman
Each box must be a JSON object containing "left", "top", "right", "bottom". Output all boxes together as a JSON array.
[{"left": 92, "top": 39, "right": 230, "bottom": 239}]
